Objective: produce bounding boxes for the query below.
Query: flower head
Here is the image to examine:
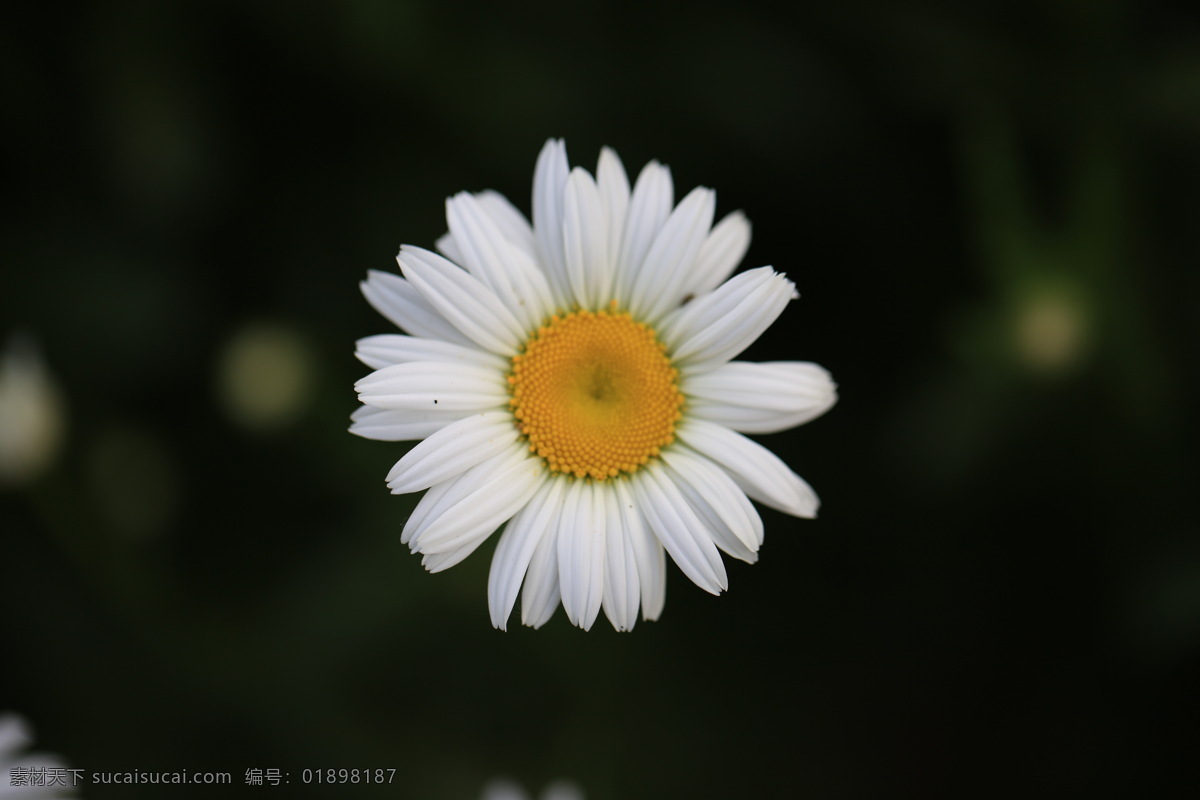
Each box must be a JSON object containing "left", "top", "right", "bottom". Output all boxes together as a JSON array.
[{"left": 353, "top": 140, "right": 836, "bottom": 630}]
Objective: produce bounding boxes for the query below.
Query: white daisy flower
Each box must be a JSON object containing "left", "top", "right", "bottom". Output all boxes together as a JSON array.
[{"left": 353, "top": 140, "right": 836, "bottom": 631}]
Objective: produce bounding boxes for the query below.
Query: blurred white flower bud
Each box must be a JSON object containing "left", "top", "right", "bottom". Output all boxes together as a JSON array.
[
  {"left": 0, "top": 711, "right": 80, "bottom": 796},
  {"left": 0, "top": 335, "right": 66, "bottom": 487}
]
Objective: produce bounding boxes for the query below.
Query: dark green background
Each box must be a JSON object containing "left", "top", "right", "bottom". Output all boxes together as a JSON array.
[{"left": 2, "top": 1, "right": 1197, "bottom": 797}]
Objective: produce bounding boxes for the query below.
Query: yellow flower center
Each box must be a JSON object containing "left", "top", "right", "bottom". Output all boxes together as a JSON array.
[{"left": 508, "top": 302, "right": 684, "bottom": 481}]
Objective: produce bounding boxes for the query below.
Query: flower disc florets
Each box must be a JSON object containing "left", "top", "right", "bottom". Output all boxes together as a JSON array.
[{"left": 508, "top": 301, "right": 684, "bottom": 480}]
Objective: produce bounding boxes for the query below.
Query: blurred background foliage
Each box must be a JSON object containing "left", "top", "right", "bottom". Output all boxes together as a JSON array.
[{"left": 1, "top": 0, "right": 1198, "bottom": 797}]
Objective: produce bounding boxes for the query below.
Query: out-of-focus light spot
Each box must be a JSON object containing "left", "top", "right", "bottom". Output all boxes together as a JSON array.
[
  {"left": 216, "top": 322, "right": 314, "bottom": 432},
  {"left": 0, "top": 334, "right": 66, "bottom": 487},
  {"left": 1013, "top": 285, "right": 1090, "bottom": 373},
  {"left": 481, "top": 779, "right": 584, "bottom": 800},
  {"left": 481, "top": 779, "right": 529, "bottom": 800},
  {"left": 85, "top": 426, "right": 180, "bottom": 541},
  {"left": 0, "top": 711, "right": 76, "bottom": 794},
  {"left": 539, "top": 781, "right": 584, "bottom": 800}
]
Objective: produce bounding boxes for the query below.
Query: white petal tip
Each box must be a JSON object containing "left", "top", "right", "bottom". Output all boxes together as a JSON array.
[{"left": 793, "top": 493, "right": 820, "bottom": 519}]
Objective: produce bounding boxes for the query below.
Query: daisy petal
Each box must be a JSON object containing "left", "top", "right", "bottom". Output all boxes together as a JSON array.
[
  {"left": 686, "top": 210, "right": 752, "bottom": 298},
  {"left": 557, "top": 480, "right": 606, "bottom": 630},
  {"left": 596, "top": 147, "right": 631, "bottom": 267},
  {"left": 420, "top": 542, "right": 483, "bottom": 573},
  {"left": 686, "top": 361, "right": 838, "bottom": 434},
  {"left": 405, "top": 446, "right": 544, "bottom": 556},
  {"left": 397, "top": 246, "right": 526, "bottom": 356},
  {"left": 355, "top": 361, "right": 507, "bottom": 411},
  {"left": 562, "top": 167, "right": 612, "bottom": 310},
  {"left": 476, "top": 189, "right": 537, "bottom": 258},
  {"left": 631, "top": 463, "right": 728, "bottom": 595},
  {"left": 399, "top": 470, "right": 456, "bottom": 547},
  {"left": 677, "top": 418, "right": 820, "bottom": 518},
  {"left": 532, "top": 138, "right": 572, "bottom": 307},
  {"left": 349, "top": 404, "right": 470, "bottom": 442},
  {"left": 385, "top": 410, "right": 519, "bottom": 494},
  {"left": 354, "top": 333, "right": 507, "bottom": 372},
  {"left": 434, "top": 232, "right": 465, "bottom": 266},
  {"left": 614, "top": 479, "right": 665, "bottom": 621},
  {"left": 664, "top": 266, "right": 795, "bottom": 368},
  {"left": 360, "top": 270, "right": 474, "bottom": 346},
  {"left": 614, "top": 160, "right": 673, "bottom": 306},
  {"left": 521, "top": 504, "right": 563, "bottom": 629},
  {"left": 439, "top": 191, "right": 537, "bottom": 266},
  {"left": 628, "top": 186, "right": 716, "bottom": 324},
  {"left": 661, "top": 447, "right": 763, "bottom": 563},
  {"left": 446, "top": 192, "right": 554, "bottom": 330},
  {"left": 488, "top": 477, "right": 566, "bottom": 630},
  {"left": 600, "top": 482, "right": 641, "bottom": 631}
]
